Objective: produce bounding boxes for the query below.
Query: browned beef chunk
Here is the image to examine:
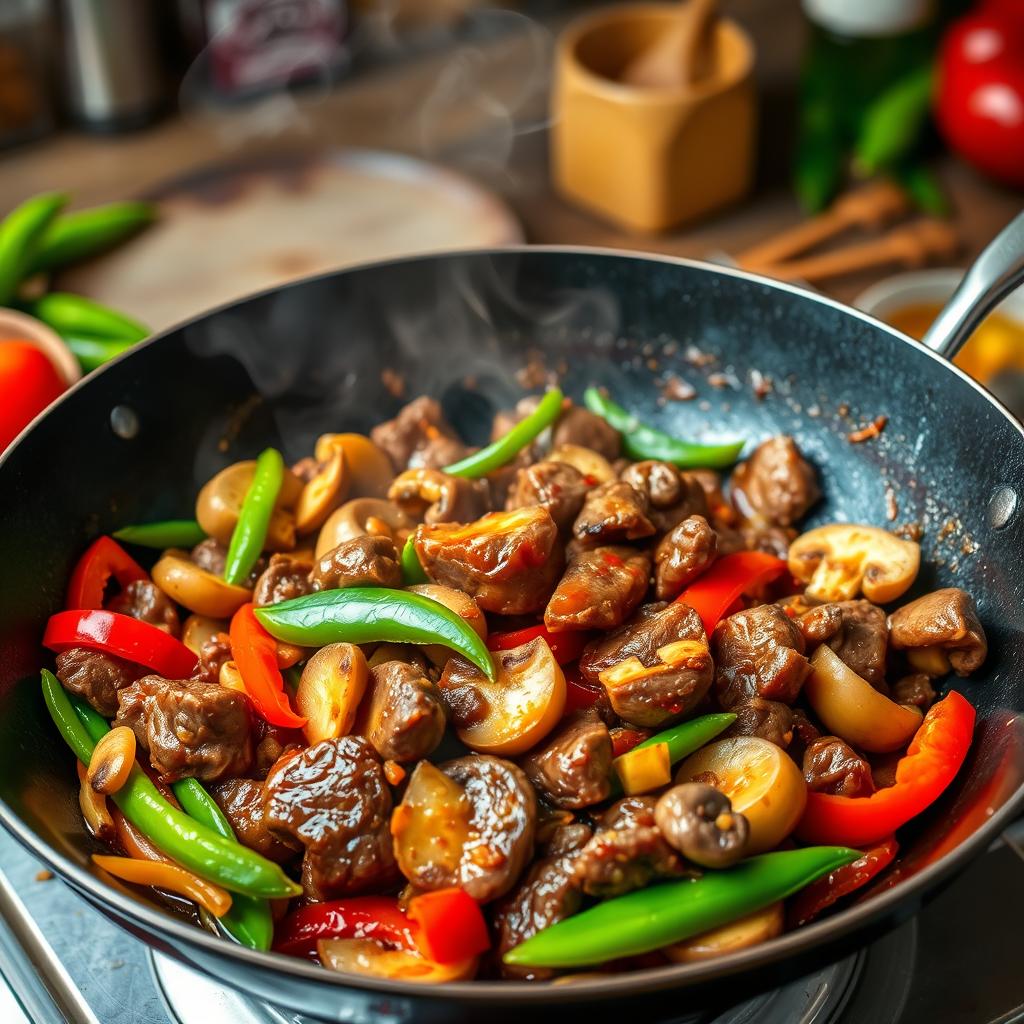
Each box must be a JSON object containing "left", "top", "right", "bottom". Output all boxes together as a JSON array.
[
  {"left": 209, "top": 778, "right": 299, "bottom": 862},
  {"left": 109, "top": 580, "right": 181, "bottom": 638},
  {"left": 55, "top": 647, "right": 141, "bottom": 717},
  {"left": 552, "top": 405, "right": 621, "bottom": 460},
  {"left": 803, "top": 736, "right": 875, "bottom": 797},
  {"left": 714, "top": 604, "right": 810, "bottom": 709},
  {"left": 415, "top": 507, "right": 563, "bottom": 615},
  {"left": 827, "top": 601, "right": 888, "bottom": 690},
  {"left": 263, "top": 737, "right": 397, "bottom": 899},
  {"left": 892, "top": 673, "right": 936, "bottom": 710},
  {"left": 492, "top": 823, "right": 593, "bottom": 980},
  {"left": 796, "top": 602, "right": 843, "bottom": 645},
  {"left": 572, "top": 481, "right": 656, "bottom": 545},
  {"left": 724, "top": 697, "right": 794, "bottom": 749},
  {"left": 741, "top": 525, "right": 796, "bottom": 559},
  {"left": 572, "top": 796, "right": 689, "bottom": 897},
  {"left": 580, "top": 602, "right": 713, "bottom": 728},
  {"left": 654, "top": 515, "right": 717, "bottom": 600},
  {"left": 888, "top": 588, "right": 987, "bottom": 676},
  {"left": 731, "top": 436, "right": 819, "bottom": 527},
  {"left": 506, "top": 461, "right": 588, "bottom": 534},
  {"left": 115, "top": 675, "right": 253, "bottom": 783},
  {"left": 253, "top": 553, "right": 314, "bottom": 608},
  {"left": 360, "top": 660, "right": 446, "bottom": 763},
  {"left": 788, "top": 707, "right": 822, "bottom": 763},
  {"left": 520, "top": 711, "right": 612, "bottom": 809},
  {"left": 191, "top": 538, "right": 265, "bottom": 585},
  {"left": 310, "top": 535, "right": 402, "bottom": 591},
  {"left": 194, "top": 632, "right": 232, "bottom": 685},
  {"left": 370, "top": 396, "right": 468, "bottom": 471},
  {"left": 388, "top": 468, "right": 488, "bottom": 525},
  {"left": 253, "top": 722, "right": 303, "bottom": 779},
  {"left": 619, "top": 461, "right": 709, "bottom": 533},
  {"left": 544, "top": 545, "right": 650, "bottom": 632}
]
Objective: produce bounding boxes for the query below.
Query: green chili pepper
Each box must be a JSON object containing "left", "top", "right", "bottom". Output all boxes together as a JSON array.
[
  {"left": 255, "top": 587, "right": 496, "bottom": 681},
  {"left": 854, "top": 64, "right": 935, "bottom": 176},
  {"left": 28, "top": 292, "right": 148, "bottom": 343},
  {"left": 29, "top": 201, "right": 155, "bottom": 274},
  {"left": 583, "top": 388, "right": 745, "bottom": 468},
  {"left": 63, "top": 336, "right": 137, "bottom": 373},
  {"left": 0, "top": 192, "right": 67, "bottom": 304},
  {"left": 443, "top": 388, "right": 563, "bottom": 478},
  {"left": 401, "top": 536, "right": 428, "bottom": 584},
  {"left": 42, "top": 671, "right": 301, "bottom": 900},
  {"left": 224, "top": 448, "right": 284, "bottom": 586},
  {"left": 114, "top": 520, "right": 207, "bottom": 549},
  {"left": 504, "top": 846, "right": 860, "bottom": 968}
]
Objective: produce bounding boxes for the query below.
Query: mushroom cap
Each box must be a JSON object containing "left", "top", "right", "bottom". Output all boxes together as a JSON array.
[{"left": 654, "top": 782, "right": 749, "bottom": 869}]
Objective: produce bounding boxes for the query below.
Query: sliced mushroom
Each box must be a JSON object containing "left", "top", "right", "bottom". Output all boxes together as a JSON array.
[
  {"left": 295, "top": 437, "right": 350, "bottom": 535},
  {"left": 387, "top": 468, "right": 487, "bottom": 525},
  {"left": 788, "top": 524, "right": 920, "bottom": 604},
  {"left": 548, "top": 443, "right": 616, "bottom": 484},
  {"left": 87, "top": 726, "right": 137, "bottom": 796},
  {"left": 296, "top": 643, "right": 370, "bottom": 746},
  {"left": 654, "top": 783, "right": 749, "bottom": 868},
  {"left": 151, "top": 550, "right": 251, "bottom": 618},
  {"left": 316, "top": 434, "right": 394, "bottom": 499},
  {"left": 196, "top": 460, "right": 302, "bottom": 551},
  {"left": 664, "top": 903, "right": 784, "bottom": 963},
  {"left": 315, "top": 499, "right": 414, "bottom": 560}
]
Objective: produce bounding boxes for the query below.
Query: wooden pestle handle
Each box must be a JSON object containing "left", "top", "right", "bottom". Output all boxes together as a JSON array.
[
  {"left": 766, "top": 219, "right": 960, "bottom": 284},
  {"left": 737, "top": 181, "right": 911, "bottom": 270},
  {"left": 620, "top": 0, "right": 719, "bottom": 89}
]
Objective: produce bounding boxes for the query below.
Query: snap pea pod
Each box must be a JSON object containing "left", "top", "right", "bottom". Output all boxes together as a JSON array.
[
  {"left": 854, "top": 64, "right": 935, "bottom": 176},
  {"left": 443, "top": 388, "right": 563, "bottom": 478},
  {"left": 400, "top": 536, "right": 428, "bottom": 584},
  {"left": 114, "top": 520, "right": 207, "bottom": 549},
  {"left": 583, "top": 388, "right": 745, "bottom": 468},
  {"left": 42, "top": 671, "right": 301, "bottom": 900},
  {"left": 63, "top": 336, "right": 136, "bottom": 373},
  {"left": 255, "top": 587, "right": 495, "bottom": 680},
  {"left": 504, "top": 846, "right": 860, "bottom": 968},
  {"left": 29, "top": 200, "right": 155, "bottom": 274},
  {"left": 28, "top": 292, "right": 148, "bottom": 342},
  {"left": 0, "top": 192, "right": 67, "bottom": 304},
  {"left": 224, "top": 448, "right": 284, "bottom": 586}
]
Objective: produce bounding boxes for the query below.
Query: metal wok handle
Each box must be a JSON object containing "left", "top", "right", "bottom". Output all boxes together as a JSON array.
[{"left": 923, "top": 210, "right": 1024, "bottom": 361}]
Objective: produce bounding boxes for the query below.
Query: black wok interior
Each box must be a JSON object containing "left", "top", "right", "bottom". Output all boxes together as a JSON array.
[{"left": 1, "top": 248, "right": 1023, "bottom": 1020}]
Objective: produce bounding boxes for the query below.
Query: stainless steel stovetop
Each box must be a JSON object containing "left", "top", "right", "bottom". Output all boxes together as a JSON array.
[{"left": 1, "top": 824, "right": 1022, "bottom": 1024}]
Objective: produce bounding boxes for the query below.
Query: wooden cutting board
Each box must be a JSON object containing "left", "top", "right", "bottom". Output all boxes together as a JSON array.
[{"left": 60, "top": 149, "right": 523, "bottom": 333}]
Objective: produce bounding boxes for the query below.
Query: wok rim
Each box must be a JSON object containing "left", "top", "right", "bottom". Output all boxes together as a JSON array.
[{"left": 3, "top": 243, "right": 1023, "bottom": 1004}]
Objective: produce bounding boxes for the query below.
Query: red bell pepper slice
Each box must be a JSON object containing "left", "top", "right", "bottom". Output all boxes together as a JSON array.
[
  {"left": 488, "top": 623, "right": 590, "bottom": 665},
  {"left": 676, "top": 551, "right": 787, "bottom": 635},
  {"left": 610, "top": 726, "right": 649, "bottom": 758},
  {"left": 787, "top": 837, "right": 899, "bottom": 927},
  {"left": 796, "top": 690, "right": 976, "bottom": 847},
  {"left": 44, "top": 609, "right": 197, "bottom": 678},
  {"left": 406, "top": 888, "right": 490, "bottom": 964},
  {"left": 562, "top": 665, "right": 604, "bottom": 713},
  {"left": 229, "top": 603, "right": 306, "bottom": 729},
  {"left": 274, "top": 896, "right": 418, "bottom": 958},
  {"left": 66, "top": 536, "right": 148, "bottom": 610}
]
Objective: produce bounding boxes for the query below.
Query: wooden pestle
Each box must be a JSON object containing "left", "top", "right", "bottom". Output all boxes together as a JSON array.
[
  {"left": 765, "top": 219, "right": 960, "bottom": 284},
  {"left": 737, "top": 180, "right": 911, "bottom": 271},
  {"left": 620, "top": 0, "right": 719, "bottom": 89}
]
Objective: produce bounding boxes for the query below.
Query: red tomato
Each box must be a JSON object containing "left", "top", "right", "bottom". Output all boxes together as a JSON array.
[
  {"left": 935, "top": 9, "right": 1024, "bottom": 188},
  {"left": 0, "top": 341, "right": 65, "bottom": 451}
]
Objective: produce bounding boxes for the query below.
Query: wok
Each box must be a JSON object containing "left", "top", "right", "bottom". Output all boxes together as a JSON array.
[{"left": 1, "top": 214, "right": 1023, "bottom": 1022}]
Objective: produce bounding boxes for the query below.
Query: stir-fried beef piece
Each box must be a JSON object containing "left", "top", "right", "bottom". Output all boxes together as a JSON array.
[
  {"left": 827, "top": 601, "right": 888, "bottom": 690},
  {"left": 520, "top": 711, "right": 612, "bottom": 809},
  {"left": 572, "top": 481, "right": 656, "bottom": 545},
  {"left": 209, "top": 778, "right": 299, "bottom": 862},
  {"left": 544, "top": 545, "right": 650, "bottom": 632},
  {"left": 194, "top": 632, "right": 232, "bottom": 685},
  {"left": 796, "top": 602, "right": 843, "bottom": 646},
  {"left": 580, "top": 602, "right": 713, "bottom": 728},
  {"left": 55, "top": 647, "right": 142, "bottom": 717},
  {"left": 573, "top": 796, "right": 688, "bottom": 897},
  {"left": 619, "top": 460, "right": 709, "bottom": 533},
  {"left": 263, "top": 737, "right": 397, "bottom": 899},
  {"left": 414, "top": 507, "right": 563, "bottom": 615},
  {"left": 370, "top": 396, "right": 468, "bottom": 471},
  {"left": 892, "top": 673, "right": 936, "bottom": 710},
  {"left": 788, "top": 707, "right": 822, "bottom": 763},
  {"left": 388, "top": 468, "right": 488, "bottom": 525},
  {"left": 552, "top": 405, "right": 621, "bottom": 460},
  {"left": 109, "top": 580, "right": 181, "bottom": 638},
  {"left": 888, "top": 588, "right": 988, "bottom": 676},
  {"left": 724, "top": 697, "right": 794, "bottom": 749},
  {"left": 506, "top": 461, "right": 589, "bottom": 533},
  {"left": 115, "top": 675, "right": 253, "bottom": 783},
  {"left": 492, "top": 823, "right": 593, "bottom": 980},
  {"left": 360, "top": 660, "right": 446, "bottom": 763},
  {"left": 742, "top": 525, "right": 796, "bottom": 559},
  {"left": 654, "top": 514, "right": 717, "bottom": 600},
  {"left": 803, "top": 736, "right": 875, "bottom": 798},
  {"left": 310, "top": 535, "right": 402, "bottom": 591},
  {"left": 253, "top": 722, "right": 304, "bottom": 779},
  {"left": 253, "top": 553, "right": 314, "bottom": 608},
  {"left": 191, "top": 538, "right": 265, "bottom": 585},
  {"left": 714, "top": 603, "right": 811, "bottom": 709},
  {"left": 731, "top": 436, "right": 820, "bottom": 527}
]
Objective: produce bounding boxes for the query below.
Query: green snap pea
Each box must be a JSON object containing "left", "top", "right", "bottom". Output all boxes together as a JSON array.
[
  {"left": 855, "top": 64, "right": 935, "bottom": 176},
  {"left": 114, "top": 520, "right": 207, "bottom": 549},
  {"left": 28, "top": 292, "right": 148, "bottom": 343},
  {"left": 0, "top": 192, "right": 67, "bottom": 304},
  {"left": 583, "top": 388, "right": 745, "bottom": 468},
  {"left": 504, "top": 846, "right": 860, "bottom": 968},
  {"left": 42, "top": 672, "right": 301, "bottom": 900},
  {"left": 29, "top": 201, "right": 155, "bottom": 274},
  {"left": 224, "top": 448, "right": 284, "bottom": 586},
  {"left": 443, "top": 388, "right": 563, "bottom": 478},
  {"left": 401, "top": 536, "right": 428, "bottom": 584},
  {"left": 634, "top": 712, "right": 737, "bottom": 764},
  {"left": 255, "top": 587, "right": 496, "bottom": 681}
]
